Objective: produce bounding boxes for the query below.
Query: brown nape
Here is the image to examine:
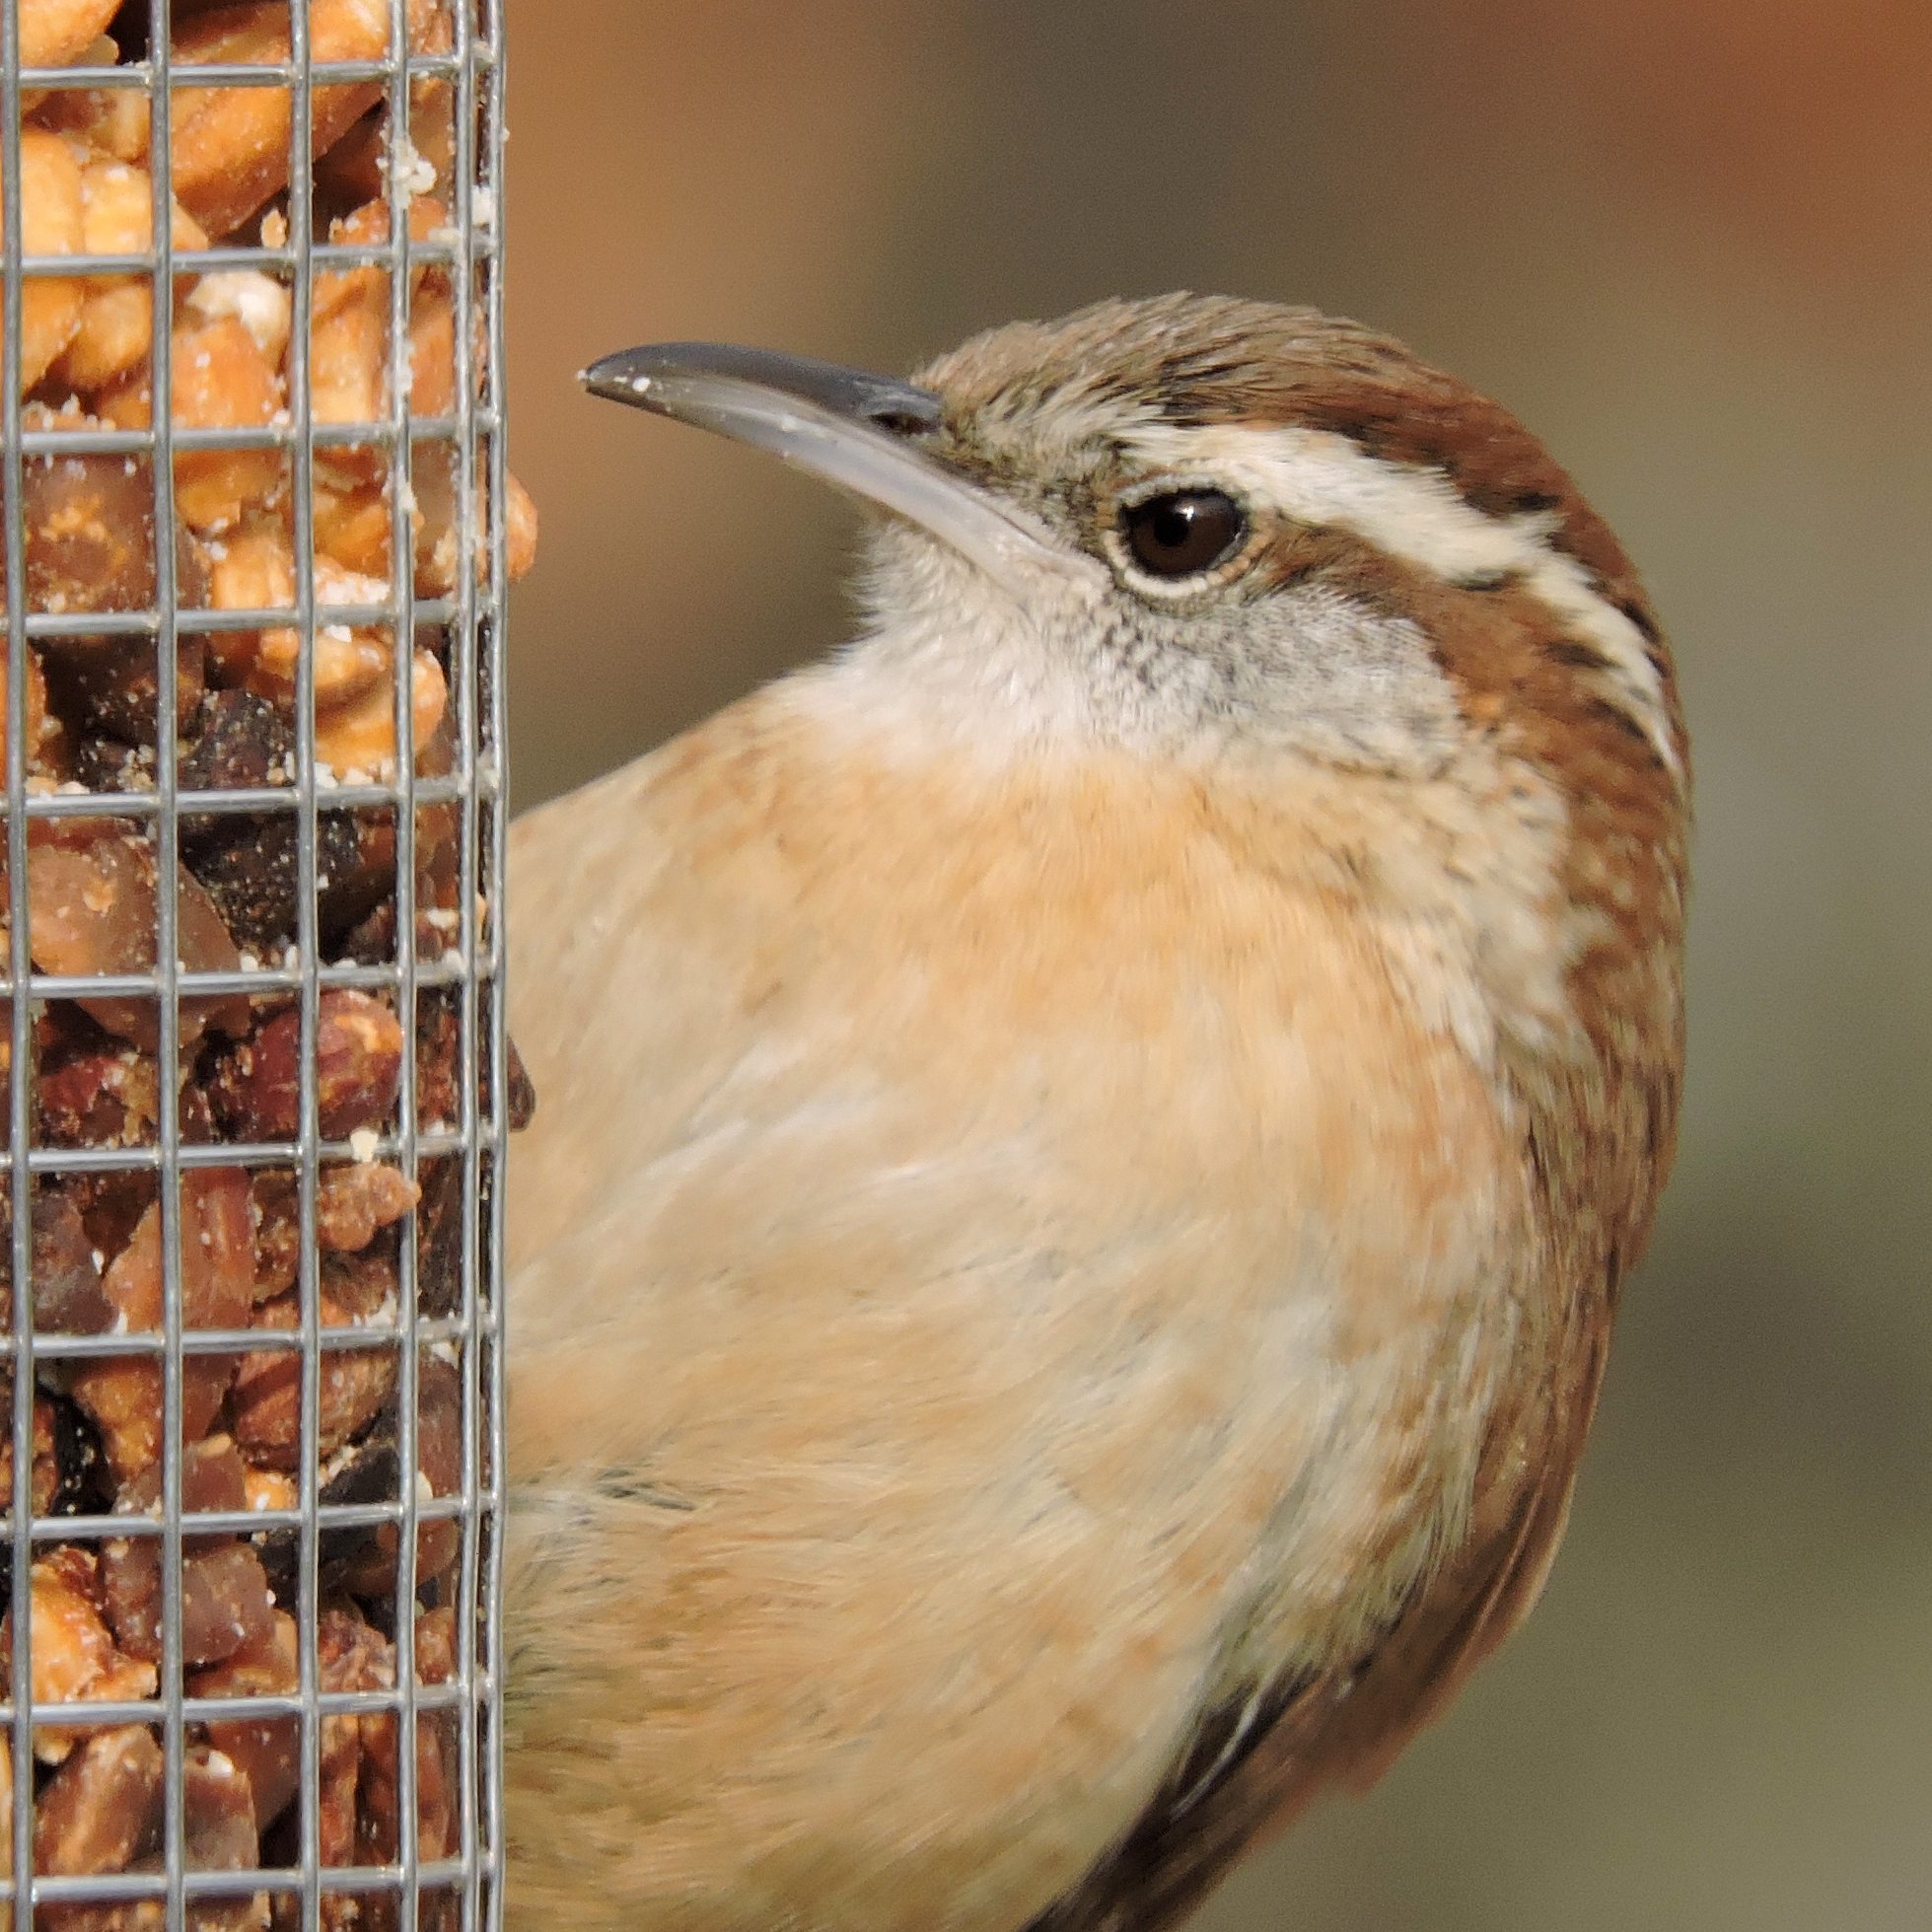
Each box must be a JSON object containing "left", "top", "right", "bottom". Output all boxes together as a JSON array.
[
  {"left": 1290, "top": 529, "right": 1682, "bottom": 774},
  {"left": 1309, "top": 529, "right": 1685, "bottom": 879}
]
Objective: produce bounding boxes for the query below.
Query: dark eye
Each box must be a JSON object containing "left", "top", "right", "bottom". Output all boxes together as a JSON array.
[{"left": 1119, "top": 489, "right": 1248, "bottom": 579}]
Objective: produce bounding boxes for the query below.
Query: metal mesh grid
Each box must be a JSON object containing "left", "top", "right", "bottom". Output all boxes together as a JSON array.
[{"left": 0, "top": 3, "right": 509, "bottom": 1926}]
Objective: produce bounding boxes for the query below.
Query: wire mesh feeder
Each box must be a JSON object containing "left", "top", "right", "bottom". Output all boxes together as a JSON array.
[{"left": 0, "top": 3, "right": 534, "bottom": 1926}]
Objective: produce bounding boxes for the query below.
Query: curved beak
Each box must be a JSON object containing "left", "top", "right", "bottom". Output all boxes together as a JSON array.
[{"left": 580, "top": 341, "right": 1072, "bottom": 589}]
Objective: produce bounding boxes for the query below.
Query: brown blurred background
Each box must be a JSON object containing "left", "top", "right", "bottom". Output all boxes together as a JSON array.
[{"left": 501, "top": 3, "right": 1931, "bottom": 1926}]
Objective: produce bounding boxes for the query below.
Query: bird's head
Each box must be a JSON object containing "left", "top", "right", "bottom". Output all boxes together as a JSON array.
[{"left": 584, "top": 293, "right": 1684, "bottom": 806}]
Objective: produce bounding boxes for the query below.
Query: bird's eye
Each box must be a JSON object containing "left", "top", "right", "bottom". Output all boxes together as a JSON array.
[{"left": 1118, "top": 489, "right": 1248, "bottom": 580}]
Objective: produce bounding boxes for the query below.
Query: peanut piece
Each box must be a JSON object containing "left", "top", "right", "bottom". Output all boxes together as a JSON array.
[
  {"left": 399, "top": 0, "right": 457, "bottom": 200},
  {"left": 505, "top": 469, "right": 539, "bottom": 581},
  {"left": 170, "top": 0, "right": 441, "bottom": 240},
  {"left": 306, "top": 193, "right": 451, "bottom": 481},
  {"left": 248, "top": 1169, "right": 299, "bottom": 1302},
  {"left": 33, "top": 1724, "right": 164, "bottom": 1876},
  {"left": 68, "top": 1171, "right": 252, "bottom": 1485},
  {"left": 183, "top": 1743, "right": 261, "bottom": 1875},
  {"left": 206, "top": 526, "right": 396, "bottom": 707},
  {"left": 2, "top": 413, "right": 180, "bottom": 617},
  {"left": 0, "top": 1553, "right": 157, "bottom": 1765},
  {"left": 99, "top": 312, "right": 285, "bottom": 535},
  {"left": 243, "top": 1467, "right": 296, "bottom": 1515},
  {"left": 24, "top": 819, "right": 247, "bottom": 1048},
  {"left": 69, "top": 1342, "right": 233, "bottom": 1491},
  {"left": 36, "top": 81, "right": 150, "bottom": 166},
  {"left": 54, "top": 151, "right": 210, "bottom": 393},
  {"left": 317, "top": 1160, "right": 419, "bottom": 1252},
  {"left": 195, "top": 1610, "right": 299, "bottom": 1833},
  {"left": 0, "top": 1395, "right": 63, "bottom": 1514},
  {"left": 183, "top": 267, "right": 292, "bottom": 367},
  {"left": 416, "top": 465, "right": 538, "bottom": 593},
  {"left": 313, "top": 467, "right": 402, "bottom": 576},
  {"left": 36, "top": 1043, "right": 159, "bottom": 1155},
  {"left": 17, "top": 0, "right": 119, "bottom": 69},
  {"left": 206, "top": 990, "right": 404, "bottom": 1143},
  {"left": 0, "top": 129, "right": 86, "bottom": 389},
  {"left": 408, "top": 276, "right": 458, "bottom": 417},
  {"left": 231, "top": 1294, "right": 397, "bottom": 1467},
  {"left": 95, "top": 1168, "right": 254, "bottom": 1332},
  {"left": 315, "top": 647, "right": 447, "bottom": 779},
  {"left": 0, "top": 644, "right": 52, "bottom": 788},
  {"left": 179, "top": 1545, "right": 277, "bottom": 1669},
  {"left": 250, "top": 556, "right": 395, "bottom": 709},
  {"left": 202, "top": 515, "right": 294, "bottom": 684}
]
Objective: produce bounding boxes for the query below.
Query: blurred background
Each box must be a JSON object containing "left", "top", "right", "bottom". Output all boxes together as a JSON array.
[{"left": 502, "top": 3, "right": 1930, "bottom": 1926}]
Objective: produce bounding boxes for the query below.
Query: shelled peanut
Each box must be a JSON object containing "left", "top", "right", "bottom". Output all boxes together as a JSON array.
[{"left": 1, "top": 0, "right": 532, "bottom": 1917}]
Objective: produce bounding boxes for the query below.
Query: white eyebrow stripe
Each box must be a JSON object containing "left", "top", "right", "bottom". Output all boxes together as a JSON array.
[{"left": 1122, "top": 421, "right": 1682, "bottom": 782}]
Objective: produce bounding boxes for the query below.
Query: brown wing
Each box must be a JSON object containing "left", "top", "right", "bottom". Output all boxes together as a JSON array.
[{"left": 1025, "top": 1341, "right": 1607, "bottom": 1932}]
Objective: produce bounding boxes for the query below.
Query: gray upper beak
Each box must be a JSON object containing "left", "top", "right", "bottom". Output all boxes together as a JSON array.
[
  {"left": 582, "top": 342, "right": 945, "bottom": 440},
  {"left": 579, "top": 340, "right": 1083, "bottom": 592}
]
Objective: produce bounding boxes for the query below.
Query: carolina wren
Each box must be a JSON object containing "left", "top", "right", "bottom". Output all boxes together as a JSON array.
[{"left": 500, "top": 294, "right": 1687, "bottom": 1931}]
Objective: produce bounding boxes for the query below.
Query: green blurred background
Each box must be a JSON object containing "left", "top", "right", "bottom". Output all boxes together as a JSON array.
[{"left": 500, "top": 4, "right": 1931, "bottom": 1926}]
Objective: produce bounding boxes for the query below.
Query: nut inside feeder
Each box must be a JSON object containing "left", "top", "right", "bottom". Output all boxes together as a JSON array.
[{"left": 0, "top": 2, "right": 530, "bottom": 1925}]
